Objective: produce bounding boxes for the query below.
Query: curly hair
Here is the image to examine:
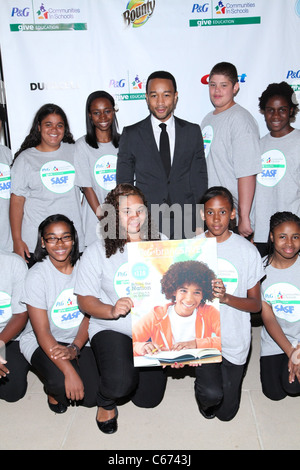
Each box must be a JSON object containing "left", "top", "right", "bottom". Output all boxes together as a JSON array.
[
  {"left": 258, "top": 82, "right": 299, "bottom": 118},
  {"left": 265, "top": 211, "right": 300, "bottom": 267},
  {"left": 12, "top": 103, "right": 75, "bottom": 164},
  {"left": 99, "top": 183, "right": 160, "bottom": 258},
  {"left": 160, "top": 260, "right": 216, "bottom": 304}
]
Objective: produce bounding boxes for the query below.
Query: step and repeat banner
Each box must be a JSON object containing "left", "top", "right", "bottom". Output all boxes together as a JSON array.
[{"left": 0, "top": 0, "right": 300, "bottom": 154}]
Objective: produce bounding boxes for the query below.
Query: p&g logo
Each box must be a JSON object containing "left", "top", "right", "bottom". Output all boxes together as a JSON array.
[{"left": 11, "top": 7, "right": 30, "bottom": 17}]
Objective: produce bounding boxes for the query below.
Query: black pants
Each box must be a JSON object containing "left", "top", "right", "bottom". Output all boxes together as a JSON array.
[
  {"left": 255, "top": 242, "right": 268, "bottom": 258},
  {"left": 260, "top": 353, "right": 300, "bottom": 400},
  {"left": 0, "top": 340, "right": 30, "bottom": 402},
  {"left": 91, "top": 330, "right": 167, "bottom": 410},
  {"left": 31, "top": 343, "right": 99, "bottom": 407},
  {"left": 195, "top": 357, "right": 245, "bottom": 421}
]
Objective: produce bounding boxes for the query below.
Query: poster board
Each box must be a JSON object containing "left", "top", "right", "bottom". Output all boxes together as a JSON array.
[{"left": 128, "top": 237, "right": 222, "bottom": 367}]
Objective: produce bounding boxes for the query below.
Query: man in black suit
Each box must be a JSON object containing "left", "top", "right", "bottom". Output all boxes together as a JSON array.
[{"left": 116, "top": 71, "right": 207, "bottom": 238}]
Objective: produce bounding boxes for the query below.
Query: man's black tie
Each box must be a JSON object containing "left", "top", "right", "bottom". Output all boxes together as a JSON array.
[{"left": 159, "top": 123, "right": 171, "bottom": 176}]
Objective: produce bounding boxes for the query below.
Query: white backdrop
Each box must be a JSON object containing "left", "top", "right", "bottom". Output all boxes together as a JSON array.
[{"left": 0, "top": 0, "right": 300, "bottom": 154}]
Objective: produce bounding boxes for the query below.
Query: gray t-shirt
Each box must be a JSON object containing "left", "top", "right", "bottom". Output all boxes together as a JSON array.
[
  {"left": 10, "top": 142, "right": 84, "bottom": 252},
  {"left": 254, "top": 129, "right": 300, "bottom": 243},
  {"left": 201, "top": 103, "right": 261, "bottom": 227},
  {"left": 0, "top": 144, "right": 13, "bottom": 251},
  {"left": 74, "top": 136, "right": 118, "bottom": 246},
  {"left": 197, "top": 232, "right": 264, "bottom": 364},
  {"left": 261, "top": 256, "right": 300, "bottom": 357},
  {"left": 19, "top": 257, "right": 85, "bottom": 363},
  {"left": 74, "top": 239, "right": 132, "bottom": 340},
  {"left": 0, "top": 250, "right": 28, "bottom": 338}
]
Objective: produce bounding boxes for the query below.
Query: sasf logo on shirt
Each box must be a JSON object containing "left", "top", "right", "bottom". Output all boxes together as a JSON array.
[
  {"left": 40, "top": 160, "right": 75, "bottom": 194},
  {"left": 51, "top": 288, "right": 83, "bottom": 329}
]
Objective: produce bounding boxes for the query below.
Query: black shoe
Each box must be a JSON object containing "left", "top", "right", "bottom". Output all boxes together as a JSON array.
[
  {"left": 96, "top": 408, "right": 118, "bottom": 434},
  {"left": 199, "top": 406, "right": 216, "bottom": 419},
  {"left": 48, "top": 399, "right": 68, "bottom": 414}
]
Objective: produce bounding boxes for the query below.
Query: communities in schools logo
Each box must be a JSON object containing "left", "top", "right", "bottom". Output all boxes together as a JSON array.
[
  {"left": 189, "top": 1, "right": 261, "bottom": 27},
  {"left": 109, "top": 72, "right": 147, "bottom": 102},
  {"left": 123, "top": 0, "right": 155, "bottom": 28},
  {"left": 10, "top": 2, "right": 87, "bottom": 32}
]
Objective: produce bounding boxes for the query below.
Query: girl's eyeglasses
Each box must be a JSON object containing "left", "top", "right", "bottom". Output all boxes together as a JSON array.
[{"left": 44, "top": 235, "right": 73, "bottom": 244}]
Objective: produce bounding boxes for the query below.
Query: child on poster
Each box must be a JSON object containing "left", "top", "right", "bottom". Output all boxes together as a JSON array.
[{"left": 132, "top": 259, "right": 221, "bottom": 356}]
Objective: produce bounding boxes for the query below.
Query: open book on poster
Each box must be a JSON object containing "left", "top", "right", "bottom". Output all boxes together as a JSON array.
[
  {"left": 127, "top": 237, "right": 222, "bottom": 368},
  {"left": 144, "top": 348, "right": 222, "bottom": 366}
]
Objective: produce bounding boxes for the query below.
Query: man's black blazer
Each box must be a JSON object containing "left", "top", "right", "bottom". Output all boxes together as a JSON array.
[{"left": 116, "top": 115, "right": 208, "bottom": 236}]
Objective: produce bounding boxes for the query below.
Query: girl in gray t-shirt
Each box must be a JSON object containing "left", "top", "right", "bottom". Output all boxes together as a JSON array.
[
  {"left": 197, "top": 186, "right": 264, "bottom": 421},
  {"left": 254, "top": 82, "right": 300, "bottom": 255},
  {"left": 75, "top": 183, "right": 167, "bottom": 434},
  {"left": 20, "top": 214, "right": 99, "bottom": 414},
  {"left": 74, "top": 91, "right": 120, "bottom": 247},
  {"left": 260, "top": 211, "right": 300, "bottom": 400},
  {"left": 10, "top": 104, "right": 84, "bottom": 267}
]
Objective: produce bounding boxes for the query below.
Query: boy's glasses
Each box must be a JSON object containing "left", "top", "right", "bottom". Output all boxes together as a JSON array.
[{"left": 44, "top": 235, "right": 73, "bottom": 244}]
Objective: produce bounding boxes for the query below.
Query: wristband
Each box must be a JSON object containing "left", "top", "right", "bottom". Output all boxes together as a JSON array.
[{"left": 67, "top": 343, "right": 80, "bottom": 357}]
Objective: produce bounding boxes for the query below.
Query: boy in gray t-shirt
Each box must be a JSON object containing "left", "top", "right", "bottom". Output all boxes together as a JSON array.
[{"left": 201, "top": 62, "right": 261, "bottom": 237}]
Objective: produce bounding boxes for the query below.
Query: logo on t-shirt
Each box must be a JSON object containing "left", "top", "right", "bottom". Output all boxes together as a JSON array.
[
  {"left": 257, "top": 150, "right": 286, "bottom": 187},
  {"left": 202, "top": 125, "right": 213, "bottom": 159},
  {"left": 40, "top": 160, "right": 75, "bottom": 193},
  {"left": 0, "top": 291, "right": 12, "bottom": 323},
  {"left": 94, "top": 155, "right": 117, "bottom": 190},
  {"left": 0, "top": 163, "right": 11, "bottom": 199},
  {"left": 51, "top": 288, "right": 83, "bottom": 329},
  {"left": 114, "top": 263, "right": 130, "bottom": 298},
  {"left": 264, "top": 282, "right": 300, "bottom": 322},
  {"left": 217, "top": 258, "right": 238, "bottom": 295}
]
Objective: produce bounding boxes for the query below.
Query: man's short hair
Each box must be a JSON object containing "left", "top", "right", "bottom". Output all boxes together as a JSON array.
[{"left": 146, "top": 71, "right": 177, "bottom": 93}]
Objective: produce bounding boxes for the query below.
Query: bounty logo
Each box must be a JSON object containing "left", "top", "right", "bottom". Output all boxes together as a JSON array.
[
  {"left": 36, "top": 3, "right": 48, "bottom": 19},
  {"left": 123, "top": 0, "right": 155, "bottom": 28}
]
